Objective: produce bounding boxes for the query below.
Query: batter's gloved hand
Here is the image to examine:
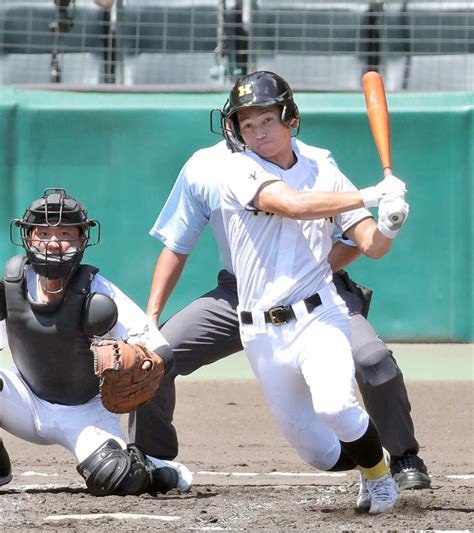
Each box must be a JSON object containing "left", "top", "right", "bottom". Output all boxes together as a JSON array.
[
  {"left": 377, "top": 194, "right": 410, "bottom": 239},
  {"left": 92, "top": 338, "right": 165, "bottom": 414},
  {"left": 360, "top": 175, "right": 407, "bottom": 208}
]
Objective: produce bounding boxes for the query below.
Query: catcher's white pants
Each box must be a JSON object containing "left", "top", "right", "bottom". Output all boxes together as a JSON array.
[
  {"left": 239, "top": 283, "right": 369, "bottom": 471},
  {"left": 0, "top": 366, "right": 126, "bottom": 462}
]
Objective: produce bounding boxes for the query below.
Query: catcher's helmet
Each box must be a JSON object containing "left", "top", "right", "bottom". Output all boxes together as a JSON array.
[
  {"left": 11, "top": 188, "right": 99, "bottom": 282},
  {"left": 219, "top": 71, "right": 300, "bottom": 151}
]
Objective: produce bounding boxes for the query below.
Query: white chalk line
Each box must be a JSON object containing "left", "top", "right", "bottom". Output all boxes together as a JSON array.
[
  {"left": 196, "top": 471, "right": 347, "bottom": 478},
  {"left": 13, "top": 470, "right": 474, "bottom": 481},
  {"left": 44, "top": 513, "right": 180, "bottom": 522},
  {"left": 6, "top": 471, "right": 473, "bottom": 493},
  {"left": 22, "top": 471, "right": 59, "bottom": 477}
]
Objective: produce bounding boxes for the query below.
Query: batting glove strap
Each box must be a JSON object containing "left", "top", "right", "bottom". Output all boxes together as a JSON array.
[{"left": 377, "top": 219, "right": 399, "bottom": 239}]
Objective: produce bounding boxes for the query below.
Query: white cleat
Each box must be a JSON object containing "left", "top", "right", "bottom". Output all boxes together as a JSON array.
[
  {"left": 148, "top": 456, "right": 193, "bottom": 492},
  {"left": 356, "top": 470, "right": 371, "bottom": 511},
  {"left": 357, "top": 448, "right": 392, "bottom": 512},
  {"left": 367, "top": 473, "right": 400, "bottom": 514}
]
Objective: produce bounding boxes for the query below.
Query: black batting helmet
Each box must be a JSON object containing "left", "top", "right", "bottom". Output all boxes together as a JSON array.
[
  {"left": 219, "top": 71, "right": 300, "bottom": 151},
  {"left": 10, "top": 188, "right": 99, "bottom": 282}
]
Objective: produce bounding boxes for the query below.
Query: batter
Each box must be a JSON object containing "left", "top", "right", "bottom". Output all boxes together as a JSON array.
[{"left": 219, "top": 71, "right": 409, "bottom": 513}]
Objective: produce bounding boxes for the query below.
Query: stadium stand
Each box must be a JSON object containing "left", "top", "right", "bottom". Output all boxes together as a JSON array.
[
  {"left": 380, "top": 1, "right": 474, "bottom": 91},
  {"left": 0, "top": 0, "right": 109, "bottom": 85},
  {"left": 249, "top": 1, "right": 371, "bottom": 90},
  {"left": 115, "top": 0, "right": 224, "bottom": 86},
  {"left": 0, "top": 0, "right": 472, "bottom": 90}
]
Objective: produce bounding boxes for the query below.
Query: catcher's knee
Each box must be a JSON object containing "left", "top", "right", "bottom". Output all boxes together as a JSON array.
[{"left": 354, "top": 345, "right": 401, "bottom": 387}]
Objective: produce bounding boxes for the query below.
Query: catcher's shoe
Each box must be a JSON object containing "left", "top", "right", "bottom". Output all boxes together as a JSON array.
[
  {"left": 390, "top": 453, "right": 431, "bottom": 490},
  {"left": 357, "top": 448, "right": 390, "bottom": 511},
  {"left": 148, "top": 457, "right": 193, "bottom": 493},
  {"left": 0, "top": 436, "right": 12, "bottom": 486}
]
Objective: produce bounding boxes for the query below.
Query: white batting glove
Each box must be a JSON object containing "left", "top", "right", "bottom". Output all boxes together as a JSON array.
[
  {"left": 377, "top": 194, "right": 410, "bottom": 239},
  {"left": 360, "top": 175, "right": 407, "bottom": 208}
]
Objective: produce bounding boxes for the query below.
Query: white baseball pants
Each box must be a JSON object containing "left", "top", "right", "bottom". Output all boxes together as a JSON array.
[
  {"left": 239, "top": 283, "right": 370, "bottom": 471},
  {"left": 0, "top": 366, "right": 126, "bottom": 462}
]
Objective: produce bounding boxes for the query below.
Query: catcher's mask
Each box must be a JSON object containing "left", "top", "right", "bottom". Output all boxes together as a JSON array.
[
  {"left": 10, "top": 188, "right": 100, "bottom": 287},
  {"left": 210, "top": 70, "right": 300, "bottom": 152}
]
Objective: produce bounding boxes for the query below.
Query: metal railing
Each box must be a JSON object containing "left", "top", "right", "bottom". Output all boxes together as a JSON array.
[{"left": 0, "top": 0, "right": 472, "bottom": 91}]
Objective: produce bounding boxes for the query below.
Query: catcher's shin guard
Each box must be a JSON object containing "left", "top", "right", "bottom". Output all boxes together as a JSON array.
[
  {"left": 0, "top": 434, "right": 12, "bottom": 486},
  {"left": 76, "top": 439, "right": 181, "bottom": 496},
  {"left": 77, "top": 439, "right": 151, "bottom": 496}
]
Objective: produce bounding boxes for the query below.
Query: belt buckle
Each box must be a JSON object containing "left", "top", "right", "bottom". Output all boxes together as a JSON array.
[{"left": 268, "top": 305, "right": 287, "bottom": 326}]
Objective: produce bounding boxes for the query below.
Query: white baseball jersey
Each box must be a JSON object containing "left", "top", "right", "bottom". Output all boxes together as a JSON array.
[
  {"left": 220, "top": 145, "right": 371, "bottom": 312},
  {"left": 150, "top": 141, "right": 234, "bottom": 272},
  {"left": 150, "top": 139, "right": 359, "bottom": 273}
]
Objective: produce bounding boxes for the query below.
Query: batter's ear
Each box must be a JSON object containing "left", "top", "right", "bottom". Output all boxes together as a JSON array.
[{"left": 289, "top": 117, "right": 299, "bottom": 129}]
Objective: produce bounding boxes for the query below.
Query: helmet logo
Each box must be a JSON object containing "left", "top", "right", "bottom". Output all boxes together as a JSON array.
[{"left": 238, "top": 83, "right": 252, "bottom": 97}]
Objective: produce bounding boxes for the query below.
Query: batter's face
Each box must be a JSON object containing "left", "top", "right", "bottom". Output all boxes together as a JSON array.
[
  {"left": 28, "top": 225, "right": 84, "bottom": 255},
  {"left": 237, "top": 105, "right": 295, "bottom": 169}
]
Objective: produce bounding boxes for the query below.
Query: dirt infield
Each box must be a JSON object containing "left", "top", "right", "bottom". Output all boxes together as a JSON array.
[{"left": 0, "top": 380, "right": 472, "bottom": 531}]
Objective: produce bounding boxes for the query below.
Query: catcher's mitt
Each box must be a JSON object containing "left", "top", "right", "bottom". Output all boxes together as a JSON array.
[{"left": 92, "top": 338, "right": 165, "bottom": 414}]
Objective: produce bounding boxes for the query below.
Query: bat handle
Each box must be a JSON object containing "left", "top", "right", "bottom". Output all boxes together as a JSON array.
[{"left": 383, "top": 166, "right": 393, "bottom": 178}]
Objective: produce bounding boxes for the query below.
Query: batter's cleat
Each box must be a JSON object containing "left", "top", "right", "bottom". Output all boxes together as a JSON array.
[
  {"left": 0, "top": 436, "right": 12, "bottom": 486},
  {"left": 148, "top": 457, "right": 193, "bottom": 493},
  {"left": 390, "top": 453, "right": 432, "bottom": 490},
  {"left": 356, "top": 471, "right": 371, "bottom": 511},
  {"left": 357, "top": 448, "right": 391, "bottom": 512},
  {"left": 366, "top": 474, "right": 400, "bottom": 514}
]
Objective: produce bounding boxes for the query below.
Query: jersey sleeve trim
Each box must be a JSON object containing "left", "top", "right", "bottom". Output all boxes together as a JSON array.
[{"left": 149, "top": 227, "right": 194, "bottom": 255}]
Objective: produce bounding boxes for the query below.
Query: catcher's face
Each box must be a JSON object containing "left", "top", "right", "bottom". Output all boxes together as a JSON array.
[{"left": 28, "top": 225, "right": 85, "bottom": 256}]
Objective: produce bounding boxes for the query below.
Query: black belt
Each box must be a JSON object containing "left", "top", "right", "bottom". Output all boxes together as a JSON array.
[{"left": 240, "top": 293, "right": 322, "bottom": 327}]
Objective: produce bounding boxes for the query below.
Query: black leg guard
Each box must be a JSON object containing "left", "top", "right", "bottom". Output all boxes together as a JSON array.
[
  {"left": 341, "top": 418, "right": 384, "bottom": 469},
  {"left": 0, "top": 435, "right": 12, "bottom": 486},
  {"left": 77, "top": 439, "right": 182, "bottom": 496},
  {"left": 77, "top": 439, "right": 151, "bottom": 496}
]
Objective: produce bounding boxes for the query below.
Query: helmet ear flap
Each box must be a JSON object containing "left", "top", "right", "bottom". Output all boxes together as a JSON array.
[
  {"left": 222, "top": 115, "right": 246, "bottom": 153},
  {"left": 281, "top": 103, "right": 300, "bottom": 129}
]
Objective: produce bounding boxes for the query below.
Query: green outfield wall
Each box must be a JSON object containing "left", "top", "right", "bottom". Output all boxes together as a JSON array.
[{"left": 0, "top": 88, "right": 472, "bottom": 341}]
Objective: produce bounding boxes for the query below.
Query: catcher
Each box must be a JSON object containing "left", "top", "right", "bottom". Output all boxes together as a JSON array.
[{"left": 0, "top": 188, "right": 192, "bottom": 496}]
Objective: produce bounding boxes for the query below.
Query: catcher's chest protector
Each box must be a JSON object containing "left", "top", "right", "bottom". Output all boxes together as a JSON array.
[{"left": 3, "top": 255, "right": 116, "bottom": 405}]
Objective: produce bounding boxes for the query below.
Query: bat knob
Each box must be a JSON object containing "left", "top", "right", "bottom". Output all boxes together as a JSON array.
[{"left": 389, "top": 212, "right": 405, "bottom": 224}]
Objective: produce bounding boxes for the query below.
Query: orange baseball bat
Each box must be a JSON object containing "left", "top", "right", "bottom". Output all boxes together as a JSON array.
[
  {"left": 362, "top": 71, "right": 392, "bottom": 177},
  {"left": 362, "top": 71, "right": 405, "bottom": 223}
]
